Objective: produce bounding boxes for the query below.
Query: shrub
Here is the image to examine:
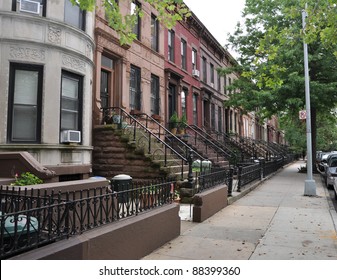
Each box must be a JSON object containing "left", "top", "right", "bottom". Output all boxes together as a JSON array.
[{"left": 13, "top": 172, "right": 43, "bottom": 186}]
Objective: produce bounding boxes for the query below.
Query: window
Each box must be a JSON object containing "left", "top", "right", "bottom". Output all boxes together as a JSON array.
[
  {"left": 202, "top": 57, "right": 207, "bottom": 83},
  {"left": 224, "top": 75, "right": 227, "bottom": 94},
  {"left": 151, "top": 14, "right": 159, "bottom": 52},
  {"left": 151, "top": 74, "right": 160, "bottom": 115},
  {"left": 65, "top": 0, "right": 86, "bottom": 31},
  {"left": 210, "top": 63, "right": 214, "bottom": 85},
  {"left": 168, "top": 30, "right": 175, "bottom": 62},
  {"left": 181, "top": 88, "right": 187, "bottom": 117},
  {"left": 61, "top": 71, "right": 83, "bottom": 135},
  {"left": 181, "top": 39, "right": 187, "bottom": 70},
  {"left": 105, "top": 0, "right": 119, "bottom": 21},
  {"left": 211, "top": 103, "right": 215, "bottom": 129},
  {"left": 12, "top": 0, "right": 46, "bottom": 17},
  {"left": 193, "top": 94, "right": 198, "bottom": 125},
  {"left": 217, "top": 71, "right": 221, "bottom": 91},
  {"left": 192, "top": 49, "right": 197, "bottom": 70},
  {"left": 129, "top": 65, "right": 141, "bottom": 110},
  {"left": 7, "top": 63, "right": 43, "bottom": 143},
  {"left": 218, "top": 106, "right": 222, "bottom": 132},
  {"left": 228, "top": 77, "right": 232, "bottom": 94},
  {"left": 131, "top": 1, "right": 141, "bottom": 40}
]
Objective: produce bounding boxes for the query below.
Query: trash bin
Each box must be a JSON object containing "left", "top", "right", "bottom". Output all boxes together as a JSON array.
[
  {"left": 1, "top": 211, "right": 39, "bottom": 245},
  {"left": 201, "top": 160, "right": 212, "bottom": 172},
  {"left": 192, "top": 159, "right": 202, "bottom": 172},
  {"left": 192, "top": 160, "right": 212, "bottom": 173},
  {"left": 111, "top": 174, "right": 132, "bottom": 203}
]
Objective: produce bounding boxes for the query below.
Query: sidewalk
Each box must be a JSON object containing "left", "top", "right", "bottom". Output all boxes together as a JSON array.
[{"left": 143, "top": 161, "right": 337, "bottom": 260}]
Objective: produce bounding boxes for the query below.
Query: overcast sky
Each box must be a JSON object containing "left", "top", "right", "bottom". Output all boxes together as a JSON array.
[{"left": 183, "top": 0, "right": 246, "bottom": 57}]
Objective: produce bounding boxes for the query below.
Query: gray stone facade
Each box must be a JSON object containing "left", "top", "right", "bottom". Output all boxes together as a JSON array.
[{"left": 0, "top": 1, "right": 95, "bottom": 180}]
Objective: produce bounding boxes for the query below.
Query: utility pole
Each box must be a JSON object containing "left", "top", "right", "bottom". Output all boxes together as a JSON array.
[{"left": 302, "top": 4, "right": 316, "bottom": 196}]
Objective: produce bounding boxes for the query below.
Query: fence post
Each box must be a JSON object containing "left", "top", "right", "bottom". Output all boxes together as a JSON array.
[
  {"left": 237, "top": 166, "right": 242, "bottom": 192},
  {"left": 187, "top": 149, "right": 194, "bottom": 188},
  {"left": 227, "top": 168, "right": 234, "bottom": 196},
  {"left": 260, "top": 159, "right": 265, "bottom": 179}
]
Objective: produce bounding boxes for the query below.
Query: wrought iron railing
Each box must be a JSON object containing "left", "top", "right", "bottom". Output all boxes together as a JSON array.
[
  {"left": 0, "top": 180, "right": 174, "bottom": 259},
  {"left": 237, "top": 162, "right": 262, "bottom": 190},
  {"left": 197, "top": 168, "right": 234, "bottom": 195},
  {"left": 236, "top": 157, "right": 289, "bottom": 192},
  {"left": 101, "top": 107, "right": 205, "bottom": 179},
  {"left": 189, "top": 125, "right": 239, "bottom": 166}
]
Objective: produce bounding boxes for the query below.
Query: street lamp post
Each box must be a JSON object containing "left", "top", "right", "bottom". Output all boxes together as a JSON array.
[{"left": 302, "top": 4, "right": 316, "bottom": 196}]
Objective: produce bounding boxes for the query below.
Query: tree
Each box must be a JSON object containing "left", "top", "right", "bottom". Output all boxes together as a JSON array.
[
  {"left": 305, "top": 0, "right": 337, "bottom": 57},
  {"left": 221, "top": 0, "right": 337, "bottom": 169},
  {"left": 71, "top": 0, "right": 190, "bottom": 45}
]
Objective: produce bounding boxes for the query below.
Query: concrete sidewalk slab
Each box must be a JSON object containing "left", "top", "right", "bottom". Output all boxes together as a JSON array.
[{"left": 143, "top": 161, "right": 337, "bottom": 260}]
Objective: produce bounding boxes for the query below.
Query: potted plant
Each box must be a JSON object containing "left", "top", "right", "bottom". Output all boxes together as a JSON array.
[
  {"left": 178, "top": 113, "right": 187, "bottom": 134},
  {"left": 169, "top": 112, "right": 179, "bottom": 134}
]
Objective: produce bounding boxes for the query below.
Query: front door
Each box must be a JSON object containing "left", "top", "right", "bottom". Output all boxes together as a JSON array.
[{"left": 168, "top": 83, "right": 177, "bottom": 119}]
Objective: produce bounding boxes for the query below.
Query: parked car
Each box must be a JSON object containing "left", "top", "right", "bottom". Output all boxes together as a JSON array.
[
  {"left": 317, "top": 152, "right": 333, "bottom": 175},
  {"left": 325, "top": 154, "right": 337, "bottom": 189},
  {"left": 333, "top": 177, "right": 337, "bottom": 200}
]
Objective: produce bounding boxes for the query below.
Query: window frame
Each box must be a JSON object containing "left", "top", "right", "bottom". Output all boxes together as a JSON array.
[
  {"left": 151, "top": 74, "right": 160, "bottom": 115},
  {"left": 202, "top": 57, "right": 207, "bottom": 83},
  {"left": 181, "top": 39, "right": 187, "bottom": 70},
  {"left": 210, "top": 63, "right": 214, "bottom": 85},
  {"left": 60, "top": 70, "right": 83, "bottom": 139},
  {"left": 168, "top": 29, "right": 175, "bottom": 62},
  {"left": 129, "top": 65, "right": 142, "bottom": 111},
  {"left": 193, "top": 94, "right": 198, "bottom": 125},
  {"left": 64, "top": 0, "right": 86, "bottom": 31},
  {"left": 192, "top": 48, "right": 197, "bottom": 70},
  {"left": 181, "top": 87, "right": 188, "bottom": 117},
  {"left": 151, "top": 14, "right": 159, "bottom": 52},
  {"left": 131, "top": 1, "right": 141, "bottom": 40},
  {"left": 7, "top": 63, "right": 43, "bottom": 143}
]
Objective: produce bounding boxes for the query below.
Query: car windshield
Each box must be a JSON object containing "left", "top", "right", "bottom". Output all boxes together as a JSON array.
[{"left": 330, "top": 159, "right": 337, "bottom": 167}]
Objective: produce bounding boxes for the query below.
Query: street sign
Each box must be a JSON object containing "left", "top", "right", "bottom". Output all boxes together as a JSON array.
[{"left": 299, "top": 110, "right": 306, "bottom": 120}]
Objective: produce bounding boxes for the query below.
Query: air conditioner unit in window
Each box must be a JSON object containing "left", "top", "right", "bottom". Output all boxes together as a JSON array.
[
  {"left": 61, "top": 130, "right": 81, "bottom": 143},
  {"left": 19, "top": 0, "right": 41, "bottom": 15},
  {"left": 192, "top": 69, "right": 200, "bottom": 78}
]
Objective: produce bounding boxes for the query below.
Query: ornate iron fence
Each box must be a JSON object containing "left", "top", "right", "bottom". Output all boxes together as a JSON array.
[
  {"left": 237, "top": 158, "right": 288, "bottom": 192},
  {"left": 237, "top": 163, "right": 262, "bottom": 191},
  {"left": 0, "top": 179, "right": 174, "bottom": 259},
  {"left": 197, "top": 168, "right": 233, "bottom": 194}
]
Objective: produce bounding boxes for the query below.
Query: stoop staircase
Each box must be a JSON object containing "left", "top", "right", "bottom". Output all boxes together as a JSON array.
[{"left": 93, "top": 107, "right": 205, "bottom": 182}]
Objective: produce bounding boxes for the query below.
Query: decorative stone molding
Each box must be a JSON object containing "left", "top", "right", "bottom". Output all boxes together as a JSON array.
[
  {"left": 9, "top": 46, "right": 45, "bottom": 61},
  {"left": 86, "top": 41, "right": 93, "bottom": 58},
  {"left": 48, "top": 26, "right": 61, "bottom": 45},
  {"left": 62, "top": 54, "right": 86, "bottom": 72}
]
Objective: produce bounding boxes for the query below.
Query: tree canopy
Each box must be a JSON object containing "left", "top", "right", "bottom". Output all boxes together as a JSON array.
[
  {"left": 221, "top": 0, "right": 337, "bottom": 152},
  {"left": 72, "top": 0, "right": 190, "bottom": 45}
]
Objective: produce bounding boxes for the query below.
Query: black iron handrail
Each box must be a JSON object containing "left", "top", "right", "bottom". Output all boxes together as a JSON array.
[
  {"left": 189, "top": 125, "right": 241, "bottom": 164},
  {"left": 101, "top": 107, "right": 205, "bottom": 178}
]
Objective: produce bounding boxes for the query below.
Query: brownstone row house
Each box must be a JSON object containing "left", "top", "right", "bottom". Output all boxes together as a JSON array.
[{"left": 0, "top": 0, "right": 285, "bottom": 182}]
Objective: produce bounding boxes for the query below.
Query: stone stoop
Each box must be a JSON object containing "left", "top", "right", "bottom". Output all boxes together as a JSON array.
[{"left": 92, "top": 126, "right": 169, "bottom": 181}]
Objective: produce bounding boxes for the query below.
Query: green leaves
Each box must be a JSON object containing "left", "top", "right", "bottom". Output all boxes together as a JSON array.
[
  {"left": 75, "top": 0, "right": 191, "bottom": 45},
  {"left": 13, "top": 172, "right": 43, "bottom": 186}
]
